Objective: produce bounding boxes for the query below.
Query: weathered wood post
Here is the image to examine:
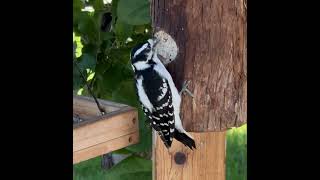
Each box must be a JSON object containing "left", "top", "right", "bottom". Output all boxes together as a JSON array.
[{"left": 151, "top": 0, "right": 247, "bottom": 179}]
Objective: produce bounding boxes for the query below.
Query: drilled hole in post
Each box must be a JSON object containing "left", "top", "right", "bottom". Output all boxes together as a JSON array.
[
  {"left": 174, "top": 152, "right": 186, "bottom": 165},
  {"left": 128, "top": 137, "right": 132, "bottom": 143},
  {"left": 132, "top": 118, "right": 136, "bottom": 124}
]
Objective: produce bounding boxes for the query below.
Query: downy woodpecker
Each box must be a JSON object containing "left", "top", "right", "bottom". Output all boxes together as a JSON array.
[{"left": 130, "top": 38, "right": 196, "bottom": 149}]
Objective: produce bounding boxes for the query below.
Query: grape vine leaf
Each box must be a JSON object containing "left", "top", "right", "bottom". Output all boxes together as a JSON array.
[{"left": 117, "top": 0, "right": 151, "bottom": 25}]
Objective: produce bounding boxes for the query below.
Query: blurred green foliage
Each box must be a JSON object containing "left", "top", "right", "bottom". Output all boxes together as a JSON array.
[{"left": 73, "top": 0, "right": 153, "bottom": 179}]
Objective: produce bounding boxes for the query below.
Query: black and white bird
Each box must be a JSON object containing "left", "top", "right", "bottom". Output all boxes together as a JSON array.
[{"left": 130, "top": 38, "right": 196, "bottom": 149}]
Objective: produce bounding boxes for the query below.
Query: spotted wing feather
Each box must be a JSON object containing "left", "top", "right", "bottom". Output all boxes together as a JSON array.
[{"left": 136, "top": 70, "right": 175, "bottom": 147}]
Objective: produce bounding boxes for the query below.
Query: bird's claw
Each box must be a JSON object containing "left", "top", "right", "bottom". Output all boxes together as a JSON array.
[{"left": 179, "top": 80, "right": 194, "bottom": 98}]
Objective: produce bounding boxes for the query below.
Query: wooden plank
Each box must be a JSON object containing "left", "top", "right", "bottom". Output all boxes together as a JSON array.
[
  {"left": 73, "top": 95, "right": 139, "bottom": 164},
  {"left": 73, "top": 109, "right": 138, "bottom": 151},
  {"left": 153, "top": 132, "right": 226, "bottom": 180},
  {"left": 74, "top": 94, "right": 128, "bottom": 108},
  {"left": 73, "top": 95, "right": 126, "bottom": 121},
  {"left": 73, "top": 105, "right": 136, "bottom": 129},
  {"left": 74, "top": 132, "right": 139, "bottom": 164},
  {"left": 73, "top": 94, "right": 136, "bottom": 128}
]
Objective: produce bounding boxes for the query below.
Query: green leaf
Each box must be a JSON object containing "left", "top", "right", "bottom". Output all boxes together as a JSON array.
[
  {"left": 111, "top": 0, "right": 119, "bottom": 25},
  {"left": 100, "top": 63, "right": 127, "bottom": 93},
  {"left": 134, "top": 24, "right": 147, "bottom": 34},
  {"left": 73, "top": 63, "right": 83, "bottom": 90},
  {"left": 77, "top": 88, "right": 84, "bottom": 95},
  {"left": 127, "top": 32, "right": 151, "bottom": 48},
  {"left": 111, "top": 80, "right": 137, "bottom": 107},
  {"left": 92, "top": 10, "right": 104, "bottom": 36},
  {"left": 73, "top": 0, "right": 85, "bottom": 28},
  {"left": 77, "top": 13, "right": 100, "bottom": 44},
  {"left": 73, "top": 33, "right": 83, "bottom": 58},
  {"left": 78, "top": 53, "right": 96, "bottom": 72},
  {"left": 108, "top": 47, "right": 132, "bottom": 66},
  {"left": 117, "top": 0, "right": 151, "bottom": 25},
  {"left": 81, "top": 43, "right": 99, "bottom": 56},
  {"left": 88, "top": 0, "right": 105, "bottom": 11},
  {"left": 86, "top": 72, "right": 95, "bottom": 81},
  {"left": 101, "top": 31, "right": 114, "bottom": 41},
  {"left": 73, "top": 53, "right": 96, "bottom": 90},
  {"left": 115, "top": 21, "right": 133, "bottom": 42},
  {"left": 104, "top": 156, "right": 152, "bottom": 180},
  {"left": 73, "top": 0, "right": 84, "bottom": 16}
]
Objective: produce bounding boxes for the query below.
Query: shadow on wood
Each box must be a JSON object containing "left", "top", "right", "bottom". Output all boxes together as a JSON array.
[{"left": 73, "top": 95, "right": 139, "bottom": 164}]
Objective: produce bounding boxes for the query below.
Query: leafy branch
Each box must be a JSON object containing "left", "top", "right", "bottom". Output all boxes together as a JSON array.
[{"left": 73, "top": 0, "right": 153, "bottom": 179}]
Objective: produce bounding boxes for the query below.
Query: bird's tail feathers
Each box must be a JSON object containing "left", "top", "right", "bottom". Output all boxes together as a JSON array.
[{"left": 174, "top": 129, "right": 196, "bottom": 150}]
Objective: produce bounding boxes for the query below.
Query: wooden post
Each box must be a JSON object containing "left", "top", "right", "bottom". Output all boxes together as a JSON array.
[{"left": 151, "top": 0, "right": 247, "bottom": 179}]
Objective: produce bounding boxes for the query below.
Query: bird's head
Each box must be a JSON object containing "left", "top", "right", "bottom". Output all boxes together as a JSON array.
[{"left": 130, "top": 38, "right": 159, "bottom": 71}]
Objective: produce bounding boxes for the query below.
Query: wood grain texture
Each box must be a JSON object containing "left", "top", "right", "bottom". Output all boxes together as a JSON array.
[
  {"left": 73, "top": 95, "right": 139, "bottom": 164},
  {"left": 73, "top": 109, "right": 138, "bottom": 151},
  {"left": 73, "top": 95, "right": 135, "bottom": 128},
  {"left": 151, "top": 0, "right": 247, "bottom": 132},
  {"left": 74, "top": 132, "right": 139, "bottom": 164},
  {"left": 153, "top": 132, "right": 226, "bottom": 180},
  {"left": 73, "top": 95, "right": 127, "bottom": 122}
]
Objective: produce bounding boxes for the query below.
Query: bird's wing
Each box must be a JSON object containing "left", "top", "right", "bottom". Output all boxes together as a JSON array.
[{"left": 140, "top": 70, "right": 175, "bottom": 148}]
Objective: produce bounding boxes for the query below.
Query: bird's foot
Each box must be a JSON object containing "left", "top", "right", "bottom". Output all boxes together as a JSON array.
[{"left": 179, "top": 80, "right": 194, "bottom": 98}]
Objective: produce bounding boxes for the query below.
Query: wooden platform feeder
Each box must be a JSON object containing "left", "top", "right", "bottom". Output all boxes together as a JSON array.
[{"left": 73, "top": 95, "right": 139, "bottom": 164}]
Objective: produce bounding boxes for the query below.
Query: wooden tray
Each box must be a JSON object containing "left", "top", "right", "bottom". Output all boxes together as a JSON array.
[{"left": 73, "top": 95, "right": 139, "bottom": 164}]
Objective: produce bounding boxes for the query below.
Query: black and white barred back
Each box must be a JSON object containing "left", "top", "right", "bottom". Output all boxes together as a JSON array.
[
  {"left": 130, "top": 39, "right": 196, "bottom": 149},
  {"left": 135, "top": 68, "right": 175, "bottom": 147}
]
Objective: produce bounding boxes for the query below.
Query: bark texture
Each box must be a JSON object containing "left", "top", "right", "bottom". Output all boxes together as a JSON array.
[{"left": 151, "top": 0, "right": 247, "bottom": 132}]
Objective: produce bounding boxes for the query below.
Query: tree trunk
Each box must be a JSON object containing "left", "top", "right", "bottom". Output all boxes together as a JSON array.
[{"left": 151, "top": 0, "right": 247, "bottom": 132}]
